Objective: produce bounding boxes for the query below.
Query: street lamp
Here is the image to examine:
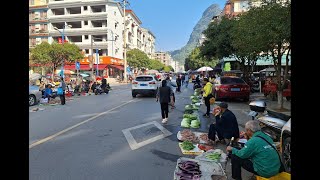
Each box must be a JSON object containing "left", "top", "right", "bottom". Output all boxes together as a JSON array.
[
  {"left": 53, "top": 24, "right": 72, "bottom": 44},
  {"left": 53, "top": 24, "right": 72, "bottom": 78}
]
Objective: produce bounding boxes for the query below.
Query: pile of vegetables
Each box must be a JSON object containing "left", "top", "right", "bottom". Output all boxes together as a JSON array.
[
  {"left": 190, "top": 120, "right": 201, "bottom": 128},
  {"left": 181, "top": 118, "right": 191, "bottom": 128},
  {"left": 180, "top": 129, "right": 199, "bottom": 143},
  {"left": 181, "top": 141, "right": 195, "bottom": 151},
  {"left": 195, "top": 88, "right": 201, "bottom": 93},
  {"left": 184, "top": 109, "right": 194, "bottom": 114},
  {"left": 194, "top": 91, "right": 200, "bottom": 96},
  {"left": 183, "top": 114, "right": 197, "bottom": 120},
  {"left": 175, "top": 160, "right": 201, "bottom": 180},
  {"left": 205, "top": 152, "right": 221, "bottom": 161}
]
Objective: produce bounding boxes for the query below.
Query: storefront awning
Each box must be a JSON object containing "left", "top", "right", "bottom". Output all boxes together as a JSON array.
[
  {"left": 108, "top": 64, "right": 124, "bottom": 71},
  {"left": 64, "top": 64, "right": 107, "bottom": 70}
]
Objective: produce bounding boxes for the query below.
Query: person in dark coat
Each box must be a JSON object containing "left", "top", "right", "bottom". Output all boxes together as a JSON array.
[
  {"left": 156, "top": 80, "right": 174, "bottom": 124},
  {"left": 176, "top": 75, "right": 182, "bottom": 92},
  {"left": 208, "top": 102, "right": 240, "bottom": 144}
]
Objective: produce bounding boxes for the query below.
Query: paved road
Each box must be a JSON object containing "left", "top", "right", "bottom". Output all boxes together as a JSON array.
[{"left": 29, "top": 83, "right": 258, "bottom": 180}]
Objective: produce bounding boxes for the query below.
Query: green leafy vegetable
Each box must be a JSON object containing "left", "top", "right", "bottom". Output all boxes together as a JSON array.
[{"left": 181, "top": 141, "right": 195, "bottom": 150}]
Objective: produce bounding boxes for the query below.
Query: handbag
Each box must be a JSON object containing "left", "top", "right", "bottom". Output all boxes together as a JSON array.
[
  {"left": 57, "top": 87, "right": 64, "bottom": 95},
  {"left": 257, "top": 135, "right": 285, "bottom": 173}
]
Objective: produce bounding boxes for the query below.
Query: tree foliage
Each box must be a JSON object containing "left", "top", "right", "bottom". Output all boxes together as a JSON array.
[
  {"left": 31, "top": 42, "right": 84, "bottom": 80},
  {"left": 127, "top": 49, "right": 150, "bottom": 69},
  {"left": 147, "top": 59, "right": 165, "bottom": 71},
  {"left": 185, "top": 47, "right": 218, "bottom": 70}
]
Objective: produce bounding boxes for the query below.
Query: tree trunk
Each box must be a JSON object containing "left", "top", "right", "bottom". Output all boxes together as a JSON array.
[{"left": 52, "top": 66, "right": 55, "bottom": 82}]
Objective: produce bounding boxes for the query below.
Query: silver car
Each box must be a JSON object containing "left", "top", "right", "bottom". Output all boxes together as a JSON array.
[{"left": 29, "top": 85, "right": 42, "bottom": 106}]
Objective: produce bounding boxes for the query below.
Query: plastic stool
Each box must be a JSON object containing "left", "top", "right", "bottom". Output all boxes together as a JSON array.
[{"left": 256, "top": 172, "right": 291, "bottom": 180}]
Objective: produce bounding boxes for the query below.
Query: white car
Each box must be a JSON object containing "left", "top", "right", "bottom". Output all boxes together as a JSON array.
[
  {"left": 280, "top": 118, "right": 291, "bottom": 173},
  {"left": 131, "top": 75, "right": 161, "bottom": 97},
  {"left": 29, "top": 85, "right": 42, "bottom": 106}
]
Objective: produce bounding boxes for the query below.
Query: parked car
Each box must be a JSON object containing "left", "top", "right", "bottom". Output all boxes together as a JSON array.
[
  {"left": 280, "top": 118, "right": 291, "bottom": 173},
  {"left": 29, "top": 85, "right": 42, "bottom": 106},
  {"left": 131, "top": 75, "right": 160, "bottom": 97},
  {"left": 212, "top": 76, "right": 250, "bottom": 101}
]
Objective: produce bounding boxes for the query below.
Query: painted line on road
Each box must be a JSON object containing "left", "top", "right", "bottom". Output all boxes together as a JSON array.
[{"left": 29, "top": 99, "right": 141, "bottom": 149}]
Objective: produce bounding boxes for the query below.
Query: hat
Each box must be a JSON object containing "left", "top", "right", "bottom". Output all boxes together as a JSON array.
[{"left": 218, "top": 102, "right": 228, "bottom": 109}]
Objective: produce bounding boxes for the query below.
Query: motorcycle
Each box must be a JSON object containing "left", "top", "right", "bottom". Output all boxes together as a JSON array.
[
  {"left": 248, "top": 100, "right": 291, "bottom": 141},
  {"left": 94, "top": 83, "right": 110, "bottom": 95}
]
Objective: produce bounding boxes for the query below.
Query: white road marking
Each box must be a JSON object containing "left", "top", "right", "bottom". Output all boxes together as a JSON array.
[
  {"left": 122, "top": 121, "right": 172, "bottom": 150},
  {"left": 29, "top": 99, "right": 141, "bottom": 149}
]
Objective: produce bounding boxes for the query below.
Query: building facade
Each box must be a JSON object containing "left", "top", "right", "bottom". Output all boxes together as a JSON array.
[
  {"left": 29, "top": 0, "right": 49, "bottom": 48},
  {"left": 47, "top": 0, "right": 125, "bottom": 77},
  {"left": 152, "top": 51, "right": 172, "bottom": 67},
  {"left": 125, "top": 10, "right": 156, "bottom": 59}
]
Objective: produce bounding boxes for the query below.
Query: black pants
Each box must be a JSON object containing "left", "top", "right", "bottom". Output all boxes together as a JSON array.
[
  {"left": 208, "top": 124, "right": 224, "bottom": 141},
  {"left": 60, "top": 92, "right": 66, "bottom": 105},
  {"left": 160, "top": 102, "right": 169, "bottom": 119},
  {"left": 177, "top": 85, "right": 181, "bottom": 92},
  {"left": 204, "top": 94, "right": 213, "bottom": 115},
  {"left": 231, "top": 154, "right": 258, "bottom": 180}
]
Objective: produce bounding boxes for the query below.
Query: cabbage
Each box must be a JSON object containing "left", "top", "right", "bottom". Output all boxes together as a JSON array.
[
  {"left": 185, "top": 105, "right": 193, "bottom": 110},
  {"left": 194, "top": 92, "right": 200, "bottom": 96},
  {"left": 192, "top": 105, "right": 199, "bottom": 110},
  {"left": 195, "top": 88, "right": 201, "bottom": 93},
  {"left": 190, "top": 95, "right": 197, "bottom": 100},
  {"left": 181, "top": 119, "right": 191, "bottom": 128},
  {"left": 190, "top": 120, "right": 201, "bottom": 128},
  {"left": 183, "top": 114, "right": 197, "bottom": 120},
  {"left": 192, "top": 99, "right": 200, "bottom": 104},
  {"left": 182, "top": 118, "right": 192, "bottom": 124}
]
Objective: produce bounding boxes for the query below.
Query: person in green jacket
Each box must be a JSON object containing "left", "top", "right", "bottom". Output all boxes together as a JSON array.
[{"left": 226, "top": 120, "right": 281, "bottom": 180}]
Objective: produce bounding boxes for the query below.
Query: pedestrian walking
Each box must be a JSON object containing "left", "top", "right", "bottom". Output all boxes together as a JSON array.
[
  {"left": 176, "top": 75, "right": 182, "bottom": 92},
  {"left": 166, "top": 77, "right": 176, "bottom": 108},
  {"left": 181, "top": 74, "right": 185, "bottom": 86},
  {"left": 185, "top": 74, "right": 189, "bottom": 88},
  {"left": 59, "top": 77, "right": 67, "bottom": 105},
  {"left": 156, "top": 80, "right": 174, "bottom": 124}
]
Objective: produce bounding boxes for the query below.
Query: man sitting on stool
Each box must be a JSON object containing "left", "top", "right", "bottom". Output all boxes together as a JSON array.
[
  {"left": 208, "top": 102, "right": 240, "bottom": 145},
  {"left": 226, "top": 120, "right": 281, "bottom": 180}
]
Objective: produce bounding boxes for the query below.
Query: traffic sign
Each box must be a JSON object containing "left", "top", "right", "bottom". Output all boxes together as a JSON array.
[{"left": 76, "top": 62, "right": 80, "bottom": 70}]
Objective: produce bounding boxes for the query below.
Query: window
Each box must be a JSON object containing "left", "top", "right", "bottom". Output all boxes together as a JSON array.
[
  {"left": 84, "top": 21, "right": 88, "bottom": 25},
  {"left": 135, "top": 76, "right": 153, "bottom": 82},
  {"left": 85, "top": 49, "right": 89, "bottom": 54},
  {"left": 84, "top": 35, "right": 89, "bottom": 39},
  {"left": 115, "top": 22, "right": 118, "bottom": 29},
  {"left": 84, "top": 6, "right": 87, "bottom": 10}
]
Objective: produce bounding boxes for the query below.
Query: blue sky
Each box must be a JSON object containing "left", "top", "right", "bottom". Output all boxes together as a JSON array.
[{"left": 127, "top": 0, "right": 226, "bottom": 52}]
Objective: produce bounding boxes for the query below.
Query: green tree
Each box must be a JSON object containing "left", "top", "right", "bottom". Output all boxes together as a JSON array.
[
  {"left": 127, "top": 49, "right": 150, "bottom": 69},
  {"left": 247, "top": 0, "right": 291, "bottom": 108},
  {"left": 163, "top": 66, "right": 172, "bottom": 72},
  {"left": 31, "top": 42, "right": 84, "bottom": 81},
  {"left": 147, "top": 59, "right": 165, "bottom": 71},
  {"left": 185, "top": 47, "right": 218, "bottom": 70}
]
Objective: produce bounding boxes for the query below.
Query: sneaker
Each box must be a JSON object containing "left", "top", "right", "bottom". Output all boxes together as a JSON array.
[
  {"left": 162, "top": 119, "right": 166, "bottom": 123},
  {"left": 164, "top": 118, "right": 168, "bottom": 123}
]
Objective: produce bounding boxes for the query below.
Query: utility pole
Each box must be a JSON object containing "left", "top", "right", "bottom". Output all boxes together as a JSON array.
[
  {"left": 91, "top": 36, "right": 94, "bottom": 80},
  {"left": 123, "top": 0, "right": 127, "bottom": 82}
]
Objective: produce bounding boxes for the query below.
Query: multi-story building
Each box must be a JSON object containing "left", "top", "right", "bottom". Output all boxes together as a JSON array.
[
  {"left": 125, "top": 10, "right": 156, "bottom": 58},
  {"left": 152, "top": 51, "right": 172, "bottom": 67},
  {"left": 47, "top": 0, "right": 125, "bottom": 77},
  {"left": 29, "top": 0, "right": 49, "bottom": 48}
]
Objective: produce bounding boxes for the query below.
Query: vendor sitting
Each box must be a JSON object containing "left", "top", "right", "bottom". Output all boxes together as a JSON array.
[
  {"left": 208, "top": 102, "right": 240, "bottom": 145},
  {"left": 43, "top": 84, "right": 55, "bottom": 101},
  {"left": 226, "top": 120, "right": 281, "bottom": 180}
]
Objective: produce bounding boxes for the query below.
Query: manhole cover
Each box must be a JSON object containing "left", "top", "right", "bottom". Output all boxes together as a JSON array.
[{"left": 130, "top": 124, "right": 163, "bottom": 143}]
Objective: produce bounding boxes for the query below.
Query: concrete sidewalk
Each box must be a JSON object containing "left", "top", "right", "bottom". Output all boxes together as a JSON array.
[{"left": 250, "top": 93, "right": 291, "bottom": 114}]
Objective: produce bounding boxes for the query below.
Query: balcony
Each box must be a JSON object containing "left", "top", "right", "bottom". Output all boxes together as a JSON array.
[
  {"left": 49, "top": 27, "right": 111, "bottom": 36},
  {"left": 29, "top": 17, "right": 48, "bottom": 23},
  {"left": 29, "top": 29, "right": 49, "bottom": 36},
  {"left": 49, "top": 13, "right": 108, "bottom": 23}
]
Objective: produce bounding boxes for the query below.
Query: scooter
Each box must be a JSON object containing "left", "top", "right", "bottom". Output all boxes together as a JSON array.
[
  {"left": 94, "top": 83, "right": 110, "bottom": 95},
  {"left": 248, "top": 100, "right": 291, "bottom": 141}
]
